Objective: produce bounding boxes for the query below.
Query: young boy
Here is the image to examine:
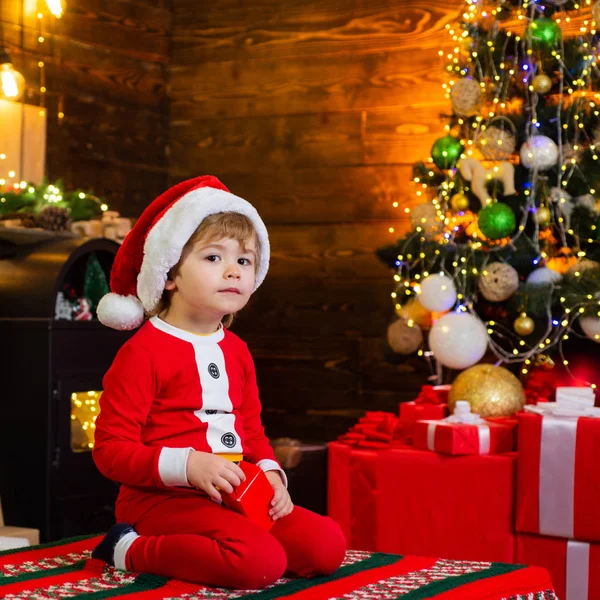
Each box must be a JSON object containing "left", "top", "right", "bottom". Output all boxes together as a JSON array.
[{"left": 91, "top": 176, "right": 346, "bottom": 589}]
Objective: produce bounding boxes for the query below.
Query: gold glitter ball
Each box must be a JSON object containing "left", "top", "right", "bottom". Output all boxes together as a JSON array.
[{"left": 449, "top": 364, "right": 525, "bottom": 417}]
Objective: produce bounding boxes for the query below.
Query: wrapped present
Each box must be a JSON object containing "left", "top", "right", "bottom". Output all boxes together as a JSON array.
[
  {"left": 376, "top": 446, "right": 516, "bottom": 562},
  {"left": 517, "top": 400, "right": 600, "bottom": 542},
  {"left": 221, "top": 461, "right": 274, "bottom": 530},
  {"left": 327, "top": 442, "right": 380, "bottom": 551},
  {"left": 413, "top": 402, "right": 516, "bottom": 455},
  {"left": 516, "top": 533, "right": 600, "bottom": 600},
  {"left": 397, "top": 385, "right": 450, "bottom": 443},
  {"left": 336, "top": 411, "right": 401, "bottom": 449}
]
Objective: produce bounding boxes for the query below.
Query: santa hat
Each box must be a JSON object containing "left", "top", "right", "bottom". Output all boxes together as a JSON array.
[{"left": 97, "top": 175, "right": 270, "bottom": 331}]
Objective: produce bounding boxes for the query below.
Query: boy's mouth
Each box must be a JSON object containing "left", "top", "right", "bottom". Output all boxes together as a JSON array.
[{"left": 219, "top": 288, "right": 241, "bottom": 294}]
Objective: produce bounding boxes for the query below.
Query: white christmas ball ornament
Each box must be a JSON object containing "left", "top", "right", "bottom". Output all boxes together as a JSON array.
[
  {"left": 526, "top": 267, "right": 562, "bottom": 286},
  {"left": 418, "top": 274, "right": 457, "bottom": 312},
  {"left": 450, "top": 77, "right": 481, "bottom": 117},
  {"left": 520, "top": 136, "right": 559, "bottom": 171},
  {"left": 429, "top": 311, "right": 489, "bottom": 370},
  {"left": 580, "top": 317, "right": 600, "bottom": 343}
]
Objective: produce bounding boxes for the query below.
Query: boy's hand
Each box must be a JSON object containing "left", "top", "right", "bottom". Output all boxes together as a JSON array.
[
  {"left": 186, "top": 451, "right": 246, "bottom": 502},
  {"left": 265, "top": 470, "right": 293, "bottom": 521}
]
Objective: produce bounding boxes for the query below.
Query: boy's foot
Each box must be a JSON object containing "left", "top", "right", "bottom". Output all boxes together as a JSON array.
[{"left": 91, "top": 523, "right": 136, "bottom": 567}]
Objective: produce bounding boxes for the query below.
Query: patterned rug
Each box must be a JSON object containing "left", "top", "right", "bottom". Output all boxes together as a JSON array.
[{"left": 0, "top": 535, "right": 556, "bottom": 599}]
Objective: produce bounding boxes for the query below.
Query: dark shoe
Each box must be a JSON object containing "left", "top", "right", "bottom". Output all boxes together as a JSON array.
[{"left": 91, "top": 523, "right": 135, "bottom": 566}]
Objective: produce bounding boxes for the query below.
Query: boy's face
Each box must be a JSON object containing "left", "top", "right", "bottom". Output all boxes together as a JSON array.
[{"left": 165, "top": 235, "right": 257, "bottom": 322}]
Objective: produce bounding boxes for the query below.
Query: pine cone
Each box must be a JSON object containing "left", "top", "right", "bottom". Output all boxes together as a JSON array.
[{"left": 39, "top": 206, "right": 72, "bottom": 232}]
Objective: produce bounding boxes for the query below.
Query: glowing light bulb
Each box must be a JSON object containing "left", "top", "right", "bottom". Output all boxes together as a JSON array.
[
  {"left": 0, "top": 50, "right": 25, "bottom": 101},
  {"left": 45, "top": 0, "right": 64, "bottom": 17}
]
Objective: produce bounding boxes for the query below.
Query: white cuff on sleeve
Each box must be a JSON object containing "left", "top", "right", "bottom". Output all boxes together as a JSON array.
[
  {"left": 158, "top": 447, "right": 194, "bottom": 487},
  {"left": 257, "top": 458, "right": 288, "bottom": 488}
]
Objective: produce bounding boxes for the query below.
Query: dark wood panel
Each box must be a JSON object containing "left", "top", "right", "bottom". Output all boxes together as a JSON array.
[
  {"left": 265, "top": 222, "right": 408, "bottom": 279},
  {"left": 170, "top": 51, "right": 449, "bottom": 119},
  {"left": 3, "top": 0, "right": 170, "bottom": 64},
  {"left": 234, "top": 277, "right": 396, "bottom": 337},
  {"left": 185, "top": 165, "right": 417, "bottom": 224},
  {"left": 262, "top": 409, "right": 363, "bottom": 443},
  {"left": 172, "top": 1, "right": 461, "bottom": 63},
  {"left": 4, "top": 30, "right": 167, "bottom": 110},
  {"left": 169, "top": 104, "right": 447, "bottom": 172}
]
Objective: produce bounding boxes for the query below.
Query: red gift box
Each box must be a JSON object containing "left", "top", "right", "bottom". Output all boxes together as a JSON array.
[
  {"left": 517, "top": 412, "right": 600, "bottom": 542},
  {"left": 327, "top": 442, "right": 379, "bottom": 551},
  {"left": 516, "top": 533, "right": 600, "bottom": 600},
  {"left": 221, "top": 461, "right": 274, "bottom": 530},
  {"left": 413, "top": 419, "right": 516, "bottom": 455},
  {"left": 376, "top": 447, "right": 516, "bottom": 562}
]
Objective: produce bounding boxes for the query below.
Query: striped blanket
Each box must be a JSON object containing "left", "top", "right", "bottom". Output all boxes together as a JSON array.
[{"left": 0, "top": 535, "right": 556, "bottom": 599}]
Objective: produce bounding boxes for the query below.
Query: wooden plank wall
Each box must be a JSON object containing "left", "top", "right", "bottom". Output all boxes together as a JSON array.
[
  {"left": 1, "top": 0, "right": 171, "bottom": 215},
  {"left": 169, "top": 0, "right": 464, "bottom": 442}
]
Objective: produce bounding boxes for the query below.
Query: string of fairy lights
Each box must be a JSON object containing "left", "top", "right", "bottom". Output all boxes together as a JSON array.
[{"left": 386, "top": 0, "right": 600, "bottom": 387}]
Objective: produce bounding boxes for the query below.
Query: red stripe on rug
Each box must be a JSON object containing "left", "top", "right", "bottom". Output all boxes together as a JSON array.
[
  {"left": 0, "top": 536, "right": 100, "bottom": 567},
  {"left": 434, "top": 565, "right": 555, "bottom": 600},
  {"left": 283, "top": 556, "right": 437, "bottom": 600}
]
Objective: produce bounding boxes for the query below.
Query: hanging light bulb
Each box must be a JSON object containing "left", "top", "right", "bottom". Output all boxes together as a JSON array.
[
  {"left": 45, "top": 0, "right": 65, "bottom": 18},
  {"left": 0, "top": 49, "right": 25, "bottom": 101}
]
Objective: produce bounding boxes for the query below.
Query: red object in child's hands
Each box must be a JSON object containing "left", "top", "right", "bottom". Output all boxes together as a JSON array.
[{"left": 221, "top": 461, "right": 275, "bottom": 530}]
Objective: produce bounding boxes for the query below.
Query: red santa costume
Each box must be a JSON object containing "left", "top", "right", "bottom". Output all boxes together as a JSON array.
[{"left": 92, "top": 176, "right": 346, "bottom": 589}]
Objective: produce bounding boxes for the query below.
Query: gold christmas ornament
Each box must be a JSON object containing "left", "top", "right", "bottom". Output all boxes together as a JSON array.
[
  {"left": 450, "top": 77, "right": 481, "bottom": 117},
  {"left": 449, "top": 364, "right": 526, "bottom": 417},
  {"left": 387, "top": 319, "right": 423, "bottom": 355},
  {"left": 514, "top": 313, "right": 535, "bottom": 336},
  {"left": 478, "top": 262, "right": 520, "bottom": 302},
  {"left": 396, "top": 297, "right": 433, "bottom": 330},
  {"left": 536, "top": 206, "right": 551, "bottom": 227},
  {"left": 450, "top": 192, "right": 470, "bottom": 212},
  {"left": 533, "top": 74, "right": 552, "bottom": 94}
]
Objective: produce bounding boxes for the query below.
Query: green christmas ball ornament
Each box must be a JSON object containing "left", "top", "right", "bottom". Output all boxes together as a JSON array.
[
  {"left": 527, "top": 18, "right": 561, "bottom": 48},
  {"left": 478, "top": 203, "right": 516, "bottom": 240},
  {"left": 431, "top": 135, "right": 463, "bottom": 170}
]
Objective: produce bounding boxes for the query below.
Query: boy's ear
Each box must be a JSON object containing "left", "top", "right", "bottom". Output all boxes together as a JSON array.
[{"left": 164, "top": 270, "right": 177, "bottom": 291}]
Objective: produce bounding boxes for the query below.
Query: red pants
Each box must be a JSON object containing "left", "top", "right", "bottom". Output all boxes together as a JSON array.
[{"left": 117, "top": 493, "right": 346, "bottom": 589}]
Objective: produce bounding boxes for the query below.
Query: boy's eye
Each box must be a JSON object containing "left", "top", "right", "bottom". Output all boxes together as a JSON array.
[
  {"left": 239, "top": 258, "right": 252, "bottom": 266},
  {"left": 206, "top": 255, "right": 219, "bottom": 262}
]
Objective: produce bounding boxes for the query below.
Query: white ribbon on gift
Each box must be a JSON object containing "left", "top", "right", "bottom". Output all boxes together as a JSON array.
[
  {"left": 426, "top": 422, "right": 491, "bottom": 454},
  {"left": 566, "top": 540, "right": 590, "bottom": 600},
  {"left": 524, "top": 400, "right": 600, "bottom": 540}
]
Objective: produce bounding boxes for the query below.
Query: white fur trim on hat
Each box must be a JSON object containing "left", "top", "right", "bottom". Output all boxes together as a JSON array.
[
  {"left": 97, "top": 293, "right": 145, "bottom": 331},
  {"left": 137, "top": 187, "right": 270, "bottom": 314}
]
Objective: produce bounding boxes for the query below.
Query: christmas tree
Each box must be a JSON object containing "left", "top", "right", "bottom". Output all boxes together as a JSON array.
[{"left": 377, "top": 0, "right": 600, "bottom": 388}]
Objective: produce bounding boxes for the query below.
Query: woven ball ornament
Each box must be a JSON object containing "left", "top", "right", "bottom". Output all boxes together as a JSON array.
[
  {"left": 431, "top": 136, "right": 463, "bottom": 170},
  {"left": 476, "top": 126, "right": 516, "bottom": 161},
  {"left": 478, "top": 262, "right": 519, "bottom": 302},
  {"left": 477, "top": 203, "right": 516, "bottom": 240},
  {"left": 410, "top": 203, "right": 443, "bottom": 239},
  {"left": 450, "top": 78, "right": 481, "bottom": 117},
  {"left": 520, "top": 136, "right": 558, "bottom": 171},
  {"left": 527, "top": 18, "right": 561, "bottom": 49},
  {"left": 387, "top": 319, "right": 423, "bottom": 354}
]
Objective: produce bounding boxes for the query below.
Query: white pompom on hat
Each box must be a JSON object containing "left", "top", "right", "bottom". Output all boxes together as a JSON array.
[{"left": 97, "top": 175, "right": 270, "bottom": 330}]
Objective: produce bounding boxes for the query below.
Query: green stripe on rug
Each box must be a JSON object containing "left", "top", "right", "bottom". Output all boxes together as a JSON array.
[
  {"left": 399, "top": 562, "right": 526, "bottom": 600},
  {"left": 0, "top": 533, "right": 98, "bottom": 557},
  {"left": 66, "top": 573, "right": 168, "bottom": 600},
  {"left": 237, "top": 552, "right": 403, "bottom": 600},
  {"left": 0, "top": 560, "right": 87, "bottom": 585}
]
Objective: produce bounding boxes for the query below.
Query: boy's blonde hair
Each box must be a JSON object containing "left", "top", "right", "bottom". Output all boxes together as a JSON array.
[{"left": 149, "top": 212, "right": 261, "bottom": 328}]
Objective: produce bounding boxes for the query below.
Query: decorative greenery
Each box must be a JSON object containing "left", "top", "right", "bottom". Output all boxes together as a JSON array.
[{"left": 0, "top": 180, "right": 108, "bottom": 222}]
